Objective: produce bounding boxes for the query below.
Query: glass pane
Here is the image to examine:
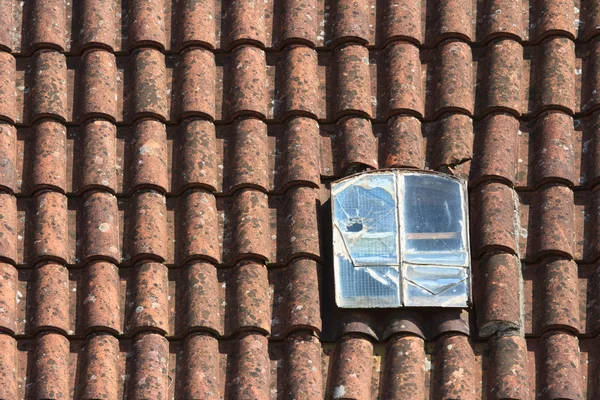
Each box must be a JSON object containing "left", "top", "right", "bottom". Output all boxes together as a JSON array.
[
  {"left": 335, "top": 251, "right": 401, "bottom": 308},
  {"left": 403, "top": 264, "right": 469, "bottom": 307},
  {"left": 401, "top": 174, "right": 467, "bottom": 265},
  {"left": 332, "top": 173, "right": 399, "bottom": 266}
]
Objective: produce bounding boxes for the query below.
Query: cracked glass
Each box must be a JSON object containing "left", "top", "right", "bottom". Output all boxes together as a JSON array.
[
  {"left": 332, "top": 172, "right": 401, "bottom": 307},
  {"left": 332, "top": 170, "right": 470, "bottom": 308}
]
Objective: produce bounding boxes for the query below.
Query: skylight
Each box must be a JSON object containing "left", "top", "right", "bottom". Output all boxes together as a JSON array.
[{"left": 332, "top": 170, "right": 470, "bottom": 308}]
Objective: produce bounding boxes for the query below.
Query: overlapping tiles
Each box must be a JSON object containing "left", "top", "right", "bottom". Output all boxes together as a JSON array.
[
  {"left": 1, "top": 0, "right": 598, "bottom": 397},
  {"left": 1, "top": 0, "right": 599, "bottom": 55}
]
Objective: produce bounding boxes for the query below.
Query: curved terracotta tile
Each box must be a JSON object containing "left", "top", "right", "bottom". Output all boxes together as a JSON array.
[
  {"left": 431, "top": 335, "right": 476, "bottom": 400},
  {"left": 0, "top": 2, "right": 12, "bottom": 51},
  {"left": 225, "top": 46, "right": 268, "bottom": 121},
  {"left": 231, "top": 189, "right": 270, "bottom": 262},
  {"left": 478, "top": 39, "right": 523, "bottom": 116},
  {"left": 30, "top": 50, "right": 67, "bottom": 122},
  {"left": 128, "top": 332, "right": 169, "bottom": 400},
  {"left": 78, "top": 0, "right": 118, "bottom": 51},
  {"left": 0, "top": 52, "right": 16, "bottom": 123},
  {"left": 31, "top": 262, "right": 70, "bottom": 335},
  {"left": 530, "top": 111, "right": 576, "bottom": 186},
  {"left": 33, "top": 332, "right": 69, "bottom": 399},
  {"left": 78, "top": 49, "right": 117, "bottom": 122},
  {"left": 383, "top": 115, "right": 423, "bottom": 169},
  {"left": 173, "top": 117, "right": 218, "bottom": 192},
  {"left": 478, "top": 0, "right": 523, "bottom": 42},
  {"left": 470, "top": 112, "right": 519, "bottom": 187},
  {"left": 384, "top": 42, "right": 423, "bottom": 118},
  {"left": 487, "top": 335, "right": 529, "bottom": 398},
  {"left": 334, "top": 44, "right": 373, "bottom": 119},
  {"left": 381, "top": 335, "right": 426, "bottom": 398},
  {"left": 226, "top": 117, "right": 269, "bottom": 192},
  {"left": 470, "top": 181, "right": 518, "bottom": 257},
  {"left": 334, "top": 116, "right": 377, "bottom": 174},
  {"left": 272, "top": 333, "right": 323, "bottom": 400},
  {"left": 30, "top": 191, "right": 69, "bottom": 264},
  {"left": 222, "top": 0, "right": 267, "bottom": 49},
  {"left": 279, "top": 186, "right": 321, "bottom": 263},
  {"left": 173, "top": 0, "right": 217, "bottom": 50},
  {"left": 127, "top": 118, "right": 168, "bottom": 194},
  {"left": 329, "top": 0, "right": 371, "bottom": 46},
  {"left": 0, "top": 123, "right": 17, "bottom": 193},
  {"left": 27, "top": 0, "right": 67, "bottom": 52},
  {"left": 229, "top": 333, "right": 270, "bottom": 399},
  {"left": 28, "top": 119, "right": 67, "bottom": 194},
  {"left": 476, "top": 252, "right": 522, "bottom": 337},
  {"left": 327, "top": 334, "right": 373, "bottom": 400},
  {"left": 79, "top": 333, "right": 120, "bottom": 399},
  {"left": 127, "top": 0, "right": 167, "bottom": 50},
  {"left": 126, "top": 48, "right": 168, "bottom": 122},
  {"left": 540, "top": 332, "right": 583, "bottom": 399},
  {"left": 0, "top": 334, "right": 17, "bottom": 399},
  {"left": 430, "top": 0, "right": 474, "bottom": 44},
  {"left": 174, "top": 47, "right": 215, "bottom": 121},
  {"left": 0, "top": 193, "right": 17, "bottom": 264},
  {"left": 524, "top": 184, "right": 574, "bottom": 260},
  {"left": 533, "top": 37, "right": 575, "bottom": 115},
  {"left": 0, "top": 263, "right": 17, "bottom": 334},
  {"left": 431, "top": 113, "right": 473, "bottom": 173},
  {"left": 532, "top": 0, "right": 576, "bottom": 41},
  {"left": 280, "top": 258, "right": 321, "bottom": 336},
  {"left": 126, "top": 261, "right": 169, "bottom": 335},
  {"left": 278, "top": 45, "right": 319, "bottom": 119},
  {"left": 381, "top": 0, "right": 423, "bottom": 46},
  {"left": 126, "top": 189, "right": 168, "bottom": 263},
  {"left": 228, "top": 260, "right": 271, "bottom": 334},
  {"left": 538, "top": 258, "right": 580, "bottom": 333},
  {"left": 82, "top": 261, "right": 121, "bottom": 334},
  {"left": 177, "top": 333, "right": 221, "bottom": 398},
  {"left": 178, "top": 261, "right": 222, "bottom": 336},
  {"left": 75, "top": 119, "right": 117, "bottom": 193},
  {"left": 278, "top": 0, "right": 319, "bottom": 47},
  {"left": 429, "top": 40, "right": 473, "bottom": 119},
  {"left": 278, "top": 116, "right": 321, "bottom": 191},
  {"left": 283, "top": 332, "right": 323, "bottom": 399},
  {"left": 80, "top": 190, "right": 120, "bottom": 264},
  {"left": 177, "top": 189, "right": 220, "bottom": 264}
]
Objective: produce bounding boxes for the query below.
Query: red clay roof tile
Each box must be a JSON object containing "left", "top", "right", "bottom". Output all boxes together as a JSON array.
[{"left": 1, "top": 0, "right": 599, "bottom": 397}]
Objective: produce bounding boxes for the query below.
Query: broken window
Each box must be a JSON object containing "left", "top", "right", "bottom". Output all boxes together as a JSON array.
[{"left": 332, "top": 170, "right": 470, "bottom": 308}]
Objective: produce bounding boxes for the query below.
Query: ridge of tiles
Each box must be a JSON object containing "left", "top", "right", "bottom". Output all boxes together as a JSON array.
[{"left": 0, "top": 0, "right": 598, "bottom": 398}]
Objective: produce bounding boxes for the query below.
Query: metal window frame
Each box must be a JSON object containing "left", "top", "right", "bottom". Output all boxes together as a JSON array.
[{"left": 331, "top": 169, "right": 471, "bottom": 308}]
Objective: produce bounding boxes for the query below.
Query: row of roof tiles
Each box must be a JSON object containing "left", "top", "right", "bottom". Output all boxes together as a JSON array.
[
  {"left": 1, "top": 182, "right": 599, "bottom": 266},
  {"left": 0, "top": 0, "right": 597, "bottom": 54},
  {"left": 2, "top": 111, "right": 600, "bottom": 197},
  {"left": 0, "top": 330, "right": 597, "bottom": 399},
  {"left": 0, "top": 187, "right": 322, "bottom": 267},
  {"left": 3, "top": 38, "right": 600, "bottom": 125},
  {"left": 0, "top": 259, "right": 321, "bottom": 339},
  {"left": 0, "top": 254, "right": 598, "bottom": 339}
]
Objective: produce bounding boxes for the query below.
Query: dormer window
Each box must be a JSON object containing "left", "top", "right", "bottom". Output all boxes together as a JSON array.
[{"left": 332, "top": 170, "right": 470, "bottom": 308}]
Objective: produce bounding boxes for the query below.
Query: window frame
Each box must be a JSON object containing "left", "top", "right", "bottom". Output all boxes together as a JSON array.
[{"left": 331, "top": 169, "right": 471, "bottom": 308}]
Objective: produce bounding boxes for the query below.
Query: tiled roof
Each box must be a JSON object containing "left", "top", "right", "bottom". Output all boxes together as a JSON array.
[{"left": 0, "top": 0, "right": 598, "bottom": 398}]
